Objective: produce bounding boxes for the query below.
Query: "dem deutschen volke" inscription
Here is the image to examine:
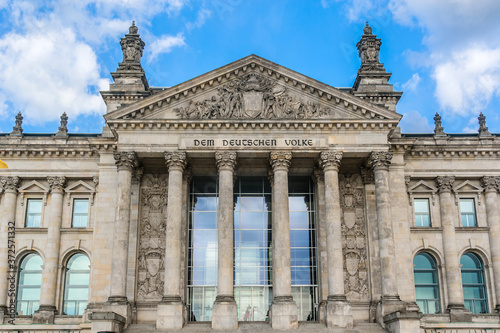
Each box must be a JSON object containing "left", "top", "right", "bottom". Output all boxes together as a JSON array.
[{"left": 193, "top": 138, "right": 314, "bottom": 147}]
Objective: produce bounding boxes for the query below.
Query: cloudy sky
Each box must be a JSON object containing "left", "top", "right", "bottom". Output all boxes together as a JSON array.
[{"left": 0, "top": 0, "right": 499, "bottom": 134}]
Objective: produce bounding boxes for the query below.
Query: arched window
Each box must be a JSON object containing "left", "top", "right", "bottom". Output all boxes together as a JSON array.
[
  {"left": 17, "top": 253, "right": 43, "bottom": 315},
  {"left": 413, "top": 252, "right": 441, "bottom": 314},
  {"left": 461, "top": 252, "right": 488, "bottom": 313},
  {"left": 63, "top": 253, "right": 90, "bottom": 315}
]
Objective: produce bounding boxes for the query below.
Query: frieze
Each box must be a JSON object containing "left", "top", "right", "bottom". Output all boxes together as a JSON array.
[
  {"left": 137, "top": 174, "right": 168, "bottom": 301},
  {"left": 340, "top": 173, "right": 369, "bottom": 301},
  {"left": 174, "top": 73, "right": 333, "bottom": 120}
]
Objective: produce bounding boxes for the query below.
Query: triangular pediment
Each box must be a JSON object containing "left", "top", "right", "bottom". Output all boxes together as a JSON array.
[
  {"left": 105, "top": 55, "right": 401, "bottom": 124},
  {"left": 19, "top": 180, "right": 49, "bottom": 193},
  {"left": 408, "top": 180, "right": 437, "bottom": 193},
  {"left": 453, "top": 180, "right": 482, "bottom": 193},
  {"left": 65, "top": 180, "right": 95, "bottom": 193}
]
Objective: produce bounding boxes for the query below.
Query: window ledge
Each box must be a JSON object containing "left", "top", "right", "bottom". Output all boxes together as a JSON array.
[
  {"left": 16, "top": 228, "right": 48, "bottom": 233},
  {"left": 456, "top": 227, "right": 489, "bottom": 232},
  {"left": 60, "top": 228, "right": 93, "bottom": 234},
  {"left": 410, "top": 227, "right": 443, "bottom": 232}
]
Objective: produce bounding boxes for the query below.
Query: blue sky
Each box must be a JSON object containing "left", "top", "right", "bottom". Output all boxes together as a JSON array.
[{"left": 0, "top": 0, "right": 499, "bottom": 134}]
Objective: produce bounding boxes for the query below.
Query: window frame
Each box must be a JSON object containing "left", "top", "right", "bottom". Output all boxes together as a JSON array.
[
  {"left": 413, "top": 252, "right": 441, "bottom": 314},
  {"left": 24, "top": 198, "right": 44, "bottom": 228},
  {"left": 414, "top": 198, "right": 432, "bottom": 227},
  {"left": 459, "top": 198, "right": 477, "bottom": 227},
  {"left": 460, "top": 252, "right": 488, "bottom": 314},
  {"left": 62, "top": 253, "right": 91, "bottom": 316},
  {"left": 16, "top": 252, "right": 43, "bottom": 316},
  {"left": 71, "top": 198, "right": 90, "bottom": 228}
]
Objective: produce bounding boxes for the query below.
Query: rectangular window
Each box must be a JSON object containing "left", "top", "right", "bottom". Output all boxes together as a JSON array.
[
  {"left": 72, "top": 199, "right": 89, "bottom": 228},
  {"left": 25, "top": 199, "right": 43, "bottom": 228},
  {"left": 414, "top": 199, "right": 431, "bottom": 227},
  {"left": 460, "top": 199, "right": 477, "bottom": 227}
]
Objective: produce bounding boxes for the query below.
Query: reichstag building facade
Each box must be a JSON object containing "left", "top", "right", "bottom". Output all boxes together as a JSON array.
[{"left": 1, "top": 23, "right": 500, "bottom": 333}]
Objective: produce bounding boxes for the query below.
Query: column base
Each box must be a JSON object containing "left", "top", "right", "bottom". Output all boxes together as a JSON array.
[
  {"left": 447, "top": 304, "right": 472, "bottom": 322},
  {"left": 325, "top": 295, "right": 353, "bottom": 329},
  {"left": 376, "top": 295, "right": 406, "bottom": 328},
  {"left": 156, "top": 296, "right": 186, "bottom": 330},
  {"left": 212, "top": 295, "right": 238, "bottom": 330},
  {"left": 383, "top": 310, "right": 422, "bottom": 333},
  {"left": 270, "top": 296, "right": 298, "bottom": 330},
  {"left": 32, "top": 305, "right": 56, "bottom": 324}
]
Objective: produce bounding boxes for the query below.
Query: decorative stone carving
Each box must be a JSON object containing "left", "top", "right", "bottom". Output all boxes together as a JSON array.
[
  {"left": 133, "top": 167, "right": 144, "bottom": 183},
  {"left": 340, "top": 174, "right": 369, "bottom": 301},
  {"left": 93, "top": 176, "right": 99, "bottom": 188},
  {"left": 137, "top": 174, "right": 168, "bottom": 301},
  {"left": 175, "top": 73, "right": 332, "bottom": 120},
  {"left": 368, "top": 151, "right": 393, "bottom": 170},
  {"left": 478, "top": 112, "right": 492, "bottom": 137},
  {"left": 481, "top": 176, "right": 500, "bottom": 192},
  {"left": 0, "top": 176, "right": 20, "bottom": 193},
  {"left": 165, "top": 151, "right": 187, "bottom": 171},
  {"left": 118, "top": 22, "right": 145, "bottom": 71},
  {"left": 356, "top": 22, "right": 383, "bottom": 72},
  {"left": 215, "top": 151, "right": 237, "bottom": 171},
  {"left": 312, "top": 167, "right": 324, "bottom": 183},
  {"left": 55, "top": 112, "right": 68, "bottom": 137},
  {"left": 360, "top": 167, "right": 374, "bottom": 184},
  {"left": 270, "top": 151, "right": 292, "bottom": 171},
  {"left": 11, "top": 112, "right": 23, "bottom": 136},
  {"left": 319, "top": 151, "right": 342, "bottom": 171},
  {"left": 433, "top": 113, "right": 446, "bottom": 136},
  {"left": 436, "top": 176, "right": 455, "bottom": 193},
  {"left": 114, "top": 151, "right": 139, "bottom": 171},
  {"left": 47, "top": 176, "right": 66, "bottom": 192}
]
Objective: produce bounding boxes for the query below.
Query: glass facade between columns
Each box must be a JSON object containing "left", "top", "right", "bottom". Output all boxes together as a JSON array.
[{"left": 187, "top": 176, "right": 318, "bottom": 322}]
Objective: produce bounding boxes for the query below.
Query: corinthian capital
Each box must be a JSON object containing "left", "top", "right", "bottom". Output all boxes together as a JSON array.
[
  {"left": 435, "top": 176, "right": 455, "bottom": 193},
  {"left": 270, "top": 151, "right": 292, "bottom": 171},
  {"left": 215, "top": 151, "right": 237, "bottom": 172},
  {"left": 47, "top": 176, "right": 67, "bottom": 192},
  {"left": 481, "top": 176, "right": 500, "bottom": 192},
  {"left": 0, "top": 176, "right": 20, "bottom": 193},
  {"left": 369, "top": 151, "right": 393, "bottom": 170},
  {"left": 319, "top": 151, "right": 342, "bottom": 171},
  {"left": 165, "top": 151, "right": 187, "bottom": 172},
  {"left": 114, "top": 151, "right": 139, "bottom": 171}
]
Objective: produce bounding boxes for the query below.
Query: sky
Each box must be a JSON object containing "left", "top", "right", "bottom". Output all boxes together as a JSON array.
[{"left": 0, "top": 0, "right": 499, "bottom": 134}]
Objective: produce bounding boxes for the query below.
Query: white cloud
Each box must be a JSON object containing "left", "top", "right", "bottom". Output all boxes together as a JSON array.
[
  {"left": 148, "top": 33, "right": 186, "bottom": 62},
  {"left": 402, "top": 73, "right": 421, "bottom": 92},
  {"left": 399, "top": 110, "right": 433, "bottom": 133},
  {"left": 462, "top": 116, "right": 479, "bottom": 134},
  {"left": 186, "top": 8, "right": 211, "bottom": 31}
]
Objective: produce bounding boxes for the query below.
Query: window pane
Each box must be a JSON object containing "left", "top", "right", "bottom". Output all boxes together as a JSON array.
[
  {"left": 193, "top": 212, "right": 217, "bottom": 229},
  {"left": 414, "top": 199, "right": 430, "bottom": 213},
  {"left": 73, "top": 199, "right": 89, "bottom": 213},
  {"left": 26, "top": 199, "right": 43, "bottom": 227},
  {"left": 27, "top": 199, "right": 43, "bottom": 213},
  {"left": 413, "top": 253, "right": 441, "bottom": 314},
  {"left": 461, "top": 253, "right": 488, "bottom": 314},
  {"left": 64, "top": 254, "right": 90, "bottom": 315},
  {"left": 460, "top": 199, "right": 475, "bottom": 213},
  {"left": 17, "top": 254, "right": 43, "bottom": 315}
]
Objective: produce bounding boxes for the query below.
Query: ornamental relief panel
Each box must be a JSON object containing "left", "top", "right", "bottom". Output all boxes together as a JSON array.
[
  {"left": 174, "top": 73, "right": 336, "bottom": 120},
  {"left": 340, "top": 173, "right": 369, "bottom": 301},
  {"left": 137, "top": 174, "right": 168, "bottom": 301}
]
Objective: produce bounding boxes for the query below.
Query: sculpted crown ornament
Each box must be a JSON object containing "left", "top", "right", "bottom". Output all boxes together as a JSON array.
[
  {"left": 118, "top": 21, "right": 145, "bottom": 71},
  {"left": 0, "top": 176, "right": 20, "bottom": 192},
  {"left": 165, "top": 151, "right": 187, "bottom": 171},
  {"left": 215, "top": 151, "right": 237, "bottom": 171},
  {"left": 319, "top": 151, "right": 342, "bottom": 171},
  {"left": 114, "top": 151, "right": 139, "bottom": 171},
  {"left": 356, "top": 22, "right": 384, "bottom": 72},
  {"left": 368, "top": 151, "right": 393, "bottom": 170},
  {"left": 435, "top": 176, "right": 455, "bottom": 193},
  {"left": 47, "top": 176, "right": 67, "bottom": 192},
  {"left": 270, "top": 151, "right": 292, "bottom": 171},
  {"left": 482, "top": 176, "right": 500, "bottom": 192}
]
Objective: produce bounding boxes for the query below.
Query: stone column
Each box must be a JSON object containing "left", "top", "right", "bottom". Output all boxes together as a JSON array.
[
  {"left": 269, "top": 151, "right": 298, "bottom": 330},
  {"left": 212, "top": 151, "right": 238, "bottom": 330},
  {"left": 369, "top": 151, "right": 405, "bottom": 324},
  {"left": 0, "top": 177, "right": 19, "bottom": 321},
  {"left": 319, "top": 151, "right": 353, "bottom": 328},
  {"left": 33, "top": 176, "right": 66, "bottom": 324},
  {"left": 157, "top": 151, "right": 187, "bottom": 330},
  {"left": 482, "top": 177, "right": 500, "bottom": 311},
  {"left": 436, "top": 176, "right": 470, "bottom": 322},
  {"left": 108, "top": 152, "right": 138, "bottom": 302},
  {"left": 312, "top": 168, "right": 328, "bottom": 323}
]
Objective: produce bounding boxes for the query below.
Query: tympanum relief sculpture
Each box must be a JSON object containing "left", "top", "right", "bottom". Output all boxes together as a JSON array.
[
  {"left": 137, "top": 174, "right": 168, "bottom": 300},
  {"left": 340, "top": 173, "right": 369, "bottom": 301},
  {"left": 175, "top": 73, "right": 333, "bottom": 120}
]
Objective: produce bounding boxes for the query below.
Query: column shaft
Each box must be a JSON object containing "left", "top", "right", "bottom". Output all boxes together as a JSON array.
[
  {"left": 0, "top": 177, "right": 19, "bottom": 316},
  {"left": 109, "top": 152, "right": 138, "bottom": 301}
]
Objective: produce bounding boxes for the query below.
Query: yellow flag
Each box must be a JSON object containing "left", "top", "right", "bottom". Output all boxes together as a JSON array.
[{"left": 0, "top": 158, "right": 7, "bottom": 169}]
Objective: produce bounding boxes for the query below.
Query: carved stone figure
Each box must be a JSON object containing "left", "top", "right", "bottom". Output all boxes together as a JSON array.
[
  {"left": 478, "top": 112, "right": 492, "bottom": 137},
  {"left": 137, "top": 174, "right": 168, "bottom": 300},
  {"left": 175, "top": 73, "right": 332, "bottom": 120},
  {"left": 340, "top": 173, "right": 369, "bottom": 301},
  {"left": 11, "top": 112, "right": 23, "bottom": 135},
  {"left": 55, "top": 112, "right": 68, "bottom": 137},
  {"left": 434, "top": 112, "right": 445, "bottom": 136},
  {"left": 356, "top": 22, "right": 383, "bottom": 72},
  {"left": 118, "top": 22, "right": 145, "bottom": 71}
]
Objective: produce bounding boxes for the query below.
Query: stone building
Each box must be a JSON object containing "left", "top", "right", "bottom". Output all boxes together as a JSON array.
[{"left": 1, "top": 22, "right": 500, "bottom": 333}]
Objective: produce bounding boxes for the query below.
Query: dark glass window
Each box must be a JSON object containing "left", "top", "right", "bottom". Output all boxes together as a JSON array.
[
  {"left": 16, "top": 253, "right": 42, "bottom": 315},
  {"left": 72, "top": 199, "right": 89, "bottom": 228},
  {"left": 414, "top": 199, "right": 431, "bottom": 227},
  {"left": 460, "top": 199, "right": 477, "bottom": 227},
  {"left": 461, "top": 253, "right": 488, "bottom": 313},
  {"left": 25, "top": 199, "right": 43, "bottom": 227},
  {"left": 63, "top": 254, "right": 90, "bottom": 315},
  {"left": 413, "top": 253, "right": 440, "bottom": 314}
]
